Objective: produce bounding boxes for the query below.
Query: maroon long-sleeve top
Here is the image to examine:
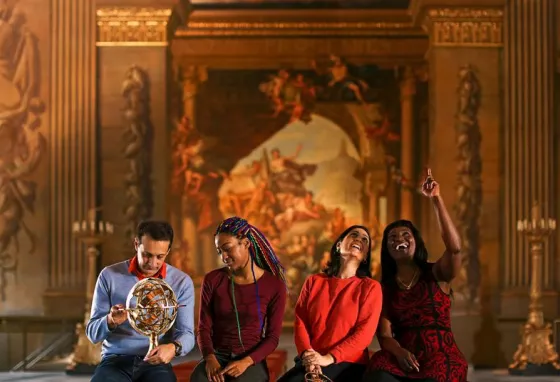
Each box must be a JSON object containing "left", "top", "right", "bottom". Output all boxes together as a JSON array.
[{"left": 196, "top": 268, "right": 287, "bottom": 364}]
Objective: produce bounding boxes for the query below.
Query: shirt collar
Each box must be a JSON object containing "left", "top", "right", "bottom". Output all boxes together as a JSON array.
[{"left": 128, "top": 256, "right": 167, "bottom": 280}]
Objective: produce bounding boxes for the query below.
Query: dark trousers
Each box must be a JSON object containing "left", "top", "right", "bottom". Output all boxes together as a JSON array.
[
  {"left": 91, "top": 354, "right": 177, "bottom": 382},
  {"left": 362, "top": 370, "right": 436, "bottom": 382},
  {"left": 190, "top": 352, "right": 269, "bottom": 382},
  {"left": 277, "top": 360, "right": 366, "bottom": 382}
]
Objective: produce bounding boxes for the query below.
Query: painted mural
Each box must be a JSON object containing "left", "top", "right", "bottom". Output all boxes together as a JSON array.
[
  {"left": 169, "top": 57, "right": 403, "bottom": 321},
  {"left": 218, "top": 115, "right": 364, "bottom": 321}
]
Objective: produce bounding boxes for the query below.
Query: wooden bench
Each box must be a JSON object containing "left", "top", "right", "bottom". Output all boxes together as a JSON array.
[{"left": 173, "top": 349, "right": 288, "bottom": 382}]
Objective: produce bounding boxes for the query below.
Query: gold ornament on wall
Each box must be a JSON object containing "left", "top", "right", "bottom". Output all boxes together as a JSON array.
[
  {"left": 0, "top": 1, "right": 47, "bottom": 301},
  {"left": 122, "top": 66, "right": 154, "bottom": 246},
  {"left": 96, "top": 7, "right": 172, "bottom": 46},
  {"left": 454, "top": 65, "right": 482, "bottom": 305},
  {"left": 423, "top": 8, "right": 503, "bottom": 48}
]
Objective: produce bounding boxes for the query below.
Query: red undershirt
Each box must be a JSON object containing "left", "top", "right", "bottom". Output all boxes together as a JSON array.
[{"left": 128, "top": 256, "right": 167, "bottom": 279}]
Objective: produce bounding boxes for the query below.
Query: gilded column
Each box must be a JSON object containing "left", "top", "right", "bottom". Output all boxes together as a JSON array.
[
  {"left": 414, "top": 4, "right": 504, "bottom": 308},
  {"left": 399, "top": 66, "right": 417, "bottom": 221},
  {"left": 179, "top": 66, "right": 208, "bottom": 276},
  {"left": 96, "top": 7, "right": 173, "bottom": 267},
  {"left": 502, "top": 0, "right": 556, "bottom": 312},
  {"left": 44, "top": 0, "right": 97, "bottom": 316}
]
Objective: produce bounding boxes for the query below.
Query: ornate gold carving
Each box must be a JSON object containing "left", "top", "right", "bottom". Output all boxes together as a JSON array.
[
  {"left": 423, "top": 8, "right": 503, "bottom": 47},
  {"left": 176, "top": 21, "right": 423, "bottom": 37},
  {"left": 122, "top": 66, "right": 154, "bottom": 246},
  {"left": 96, "top": 7, "right": 172, "bottom": 46},
  {"left": 0, "top": 2, "right": 46, "bottom": 301},
  {"left": 454, "top": 65, "right": 482, "bottom": 305}
]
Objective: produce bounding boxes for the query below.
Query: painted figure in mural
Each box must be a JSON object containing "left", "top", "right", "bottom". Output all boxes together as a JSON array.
[
  {"left": 191, "top": 217, "right": 287, "bottom": 382},
  {"left": 278, "top": 225, "right": 382, "bottom": 382},
  {"left": 363, "top": 169, "right": 468, "bottom": 382},
  {"left": 312, "top": 54, "right": 370, "bottom": 103},
  {"left": 259, "top": 69, "right": 315, "bottom": 123},
  {"left": 86, "top": 221, "right": 195, "bottom": 382},
  {"left": 0, "top": 0, "right": 45, "bottom": 300},
  {"left": 269, "top": 146, "right": 317, "bottom": 196}
]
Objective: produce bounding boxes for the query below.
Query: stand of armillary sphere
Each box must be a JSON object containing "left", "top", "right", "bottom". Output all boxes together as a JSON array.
[
  {"left": 66, "top": 208, "right": 114, "bottom": 375},
  {"left": 509, "top": 201, "right": 560, "bottom": 375}
]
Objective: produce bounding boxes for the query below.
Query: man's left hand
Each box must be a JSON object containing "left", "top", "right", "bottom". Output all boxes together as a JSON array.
[
  {"left": 144, "top": 343, "right": 176, "bottom": 365},
  {"left": 220, "top": 357, "right": 253, "bottom": 378}
]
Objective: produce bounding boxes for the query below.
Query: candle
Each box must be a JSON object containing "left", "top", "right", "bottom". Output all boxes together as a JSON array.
[
  {"left": 517, "top": 221, "right": 523, "bottom": 231},
  {"left": 89, "top": 221, "right": 95, "bottom": 231},
  {"left": 72, "top": 222, "right": 80, "bottom": 233},
  {"left": 81, "top": 221, "right": 87, "bottom": 230},
  {"left": 107, "top": 223, "right": 114, "bottom": 234},
  {"left": 99, "top": 222, "right": 105, "bottom": 233}
]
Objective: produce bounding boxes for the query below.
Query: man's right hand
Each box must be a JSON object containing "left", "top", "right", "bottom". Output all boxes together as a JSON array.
[
  {"left": 107, "top": 304, "right": 127, "bottom": 329},
  {"left": 205, "top": 354, "right": 223, "bottom": 382}
]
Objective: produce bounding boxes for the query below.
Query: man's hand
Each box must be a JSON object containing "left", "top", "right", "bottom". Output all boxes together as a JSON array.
[
  {"left": 220, "top": 356, "right": 253, "bottom": 378},
  {"left": 107, "top": 304, "right": 127, "bottom": 329},
  {"left": 143, "top": 344, "right": 176, "bottom": 365}
]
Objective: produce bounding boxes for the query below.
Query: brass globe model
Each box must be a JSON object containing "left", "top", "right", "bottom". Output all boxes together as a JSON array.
[{"left": 125, "top": 277, "right": 180, "bottom": 355}]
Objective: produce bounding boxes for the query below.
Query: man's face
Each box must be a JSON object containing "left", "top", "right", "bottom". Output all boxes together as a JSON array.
[{"left": 134, "top": 235, "right": 170, "bottom": 277}]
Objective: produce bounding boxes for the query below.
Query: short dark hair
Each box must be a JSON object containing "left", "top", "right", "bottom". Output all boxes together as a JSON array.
[
  {"left": 323, "top": 225, "right": 373, "bottom": 279},
  {"left": 136, "top": 220, "right": 174, "bottom": 248}
]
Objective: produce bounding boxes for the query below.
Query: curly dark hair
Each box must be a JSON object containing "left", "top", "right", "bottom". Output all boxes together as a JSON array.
[{"left": 323, "top": 225, "right": 373, "bottom": 278}]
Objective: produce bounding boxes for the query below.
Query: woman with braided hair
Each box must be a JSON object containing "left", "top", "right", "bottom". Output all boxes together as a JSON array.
[
  {"left": 191, "top": 216, "right": 287, "bottom": 382},
  {"left": 278, "top": 225, "right": 383, "bottom": 382}
]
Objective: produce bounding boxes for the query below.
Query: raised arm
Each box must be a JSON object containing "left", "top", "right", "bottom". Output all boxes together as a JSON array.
[
  {"left": 171, "top": 275, "right": 196, "bottom": 356},
  {"left": 85, "top": 270, "right": 112, "bottom": 344},
  {"left": 247, "top": 285, "right": 288, "bottom": 364},
  {"left": 328, "top": 281, "right": 382, "bottom": 362},
  {"left": 294, "top": 276, "right": 314, "bottom": 355},
  {"left": 422, "top": 168, "right": 462, "bottom": 282},
  {"left": 196, "top": 274, "right": 216, "bottom": 358}
]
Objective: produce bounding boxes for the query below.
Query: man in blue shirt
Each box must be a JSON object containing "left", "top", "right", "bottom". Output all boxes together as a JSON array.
[{"left": 86, "top": 220, "right": 195, "bottom": 382}]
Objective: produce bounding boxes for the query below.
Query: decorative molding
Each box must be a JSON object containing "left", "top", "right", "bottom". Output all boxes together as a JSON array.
[
  {"left": 171, "top": 38, "right": 429, "bottom": 69},
  {"left": 96, "top": 7, "right": 172, "bottom": 46},
  {"left": 0, "top": 2, "right": 46, "bottom": 301},
  {"left": 423, "top": 8, "right": 504, "bottom": 47},
  {"left": 175, "top": 8, "right": 424, "bottom": 38},
  {"left": 454, "top": 65, "right": 482, "bottom": 305},
  {"left": 122, "top": 66, "right": 154, "bottom": 245},
  {"left": 177, "top": 21, "right": 423, "bottom": 37}
]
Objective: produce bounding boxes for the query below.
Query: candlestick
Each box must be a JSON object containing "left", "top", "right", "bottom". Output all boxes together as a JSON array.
[
  {"left": 67, "top": 207, "right": 114, "bottom": 375},
  {"left": 509, "top": 201, "right": 560, "bottom": 375}
]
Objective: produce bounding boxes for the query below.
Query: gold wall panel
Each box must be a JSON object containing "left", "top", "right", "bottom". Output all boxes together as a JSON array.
[{"left": 96, "top": 7, "right": 172, "bottom": 46}]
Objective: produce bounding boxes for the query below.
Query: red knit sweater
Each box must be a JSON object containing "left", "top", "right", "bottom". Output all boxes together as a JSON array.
[{"left": 294, "top": 273, "right": 382, "bottom": 364}]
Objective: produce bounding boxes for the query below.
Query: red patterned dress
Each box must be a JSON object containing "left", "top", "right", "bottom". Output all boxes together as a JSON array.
[{"left": 368, "top": 265, "right": 468, "bottom": 382}]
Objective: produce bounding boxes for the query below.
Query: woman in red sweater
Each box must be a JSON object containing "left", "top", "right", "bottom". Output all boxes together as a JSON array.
[
  {"left": 363, "top": 169, "right": 467, "bottom": 382},
  {"left": 278, "top": 225, "right": 383, "bottom": 382},
  {"left": 190, "top": 216, "right": 287, "bottom": 382}
]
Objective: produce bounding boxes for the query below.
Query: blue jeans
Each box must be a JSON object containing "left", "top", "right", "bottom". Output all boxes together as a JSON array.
[{"left": 91, "top": 354, "right": 177, "bottom": 382}]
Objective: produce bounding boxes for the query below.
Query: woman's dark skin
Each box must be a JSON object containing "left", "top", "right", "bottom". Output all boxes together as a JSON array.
[{"left": 377, "top": 168, "right": 462, "bottom": 373}]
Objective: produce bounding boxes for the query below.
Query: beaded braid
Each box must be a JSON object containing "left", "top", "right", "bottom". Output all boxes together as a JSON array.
[{"left": 215, "top": 216, "right": 287, "bottom": 350}]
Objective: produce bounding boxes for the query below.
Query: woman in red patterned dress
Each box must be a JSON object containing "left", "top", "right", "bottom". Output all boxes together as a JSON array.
[{"left": 363, "top": 169, "right": 468, "bottom": 382}]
